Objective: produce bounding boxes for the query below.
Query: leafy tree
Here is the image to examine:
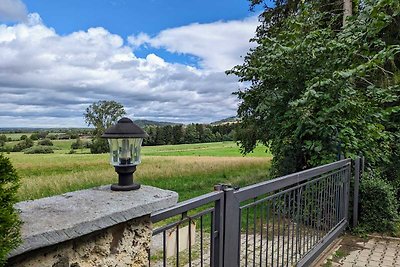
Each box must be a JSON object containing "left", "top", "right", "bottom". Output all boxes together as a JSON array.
[
  {"left": 0, "top": 154, "right": 21, "bottom": 265},
  {"left": 84, "top": 100, "right": 126, "bottom": 139},
  {"left": 0, "top": 135, "right": 6, "bottom": 143},
  {"left": 229, "top": 0, "right": 400, "bottom": 176},
  {"left": 19, "top": 135, "right": 27, "bottom": 141},
  {"left": 84, "top": 100, "right": 126, "bottom": 154}
]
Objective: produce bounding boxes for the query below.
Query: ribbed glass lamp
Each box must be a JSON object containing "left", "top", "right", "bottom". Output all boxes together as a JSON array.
[{"left": 102, "top": 117, "right": 148, "bottom": 191}]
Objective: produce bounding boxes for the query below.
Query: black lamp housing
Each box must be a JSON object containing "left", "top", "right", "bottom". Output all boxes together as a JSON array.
[{"left": 102, "top": 117, "right": 148, "bottom": 191}]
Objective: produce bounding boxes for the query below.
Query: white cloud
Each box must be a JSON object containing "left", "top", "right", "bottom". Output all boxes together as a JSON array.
[
  {"left": 0, "top": 20, "right": 246, "bottom": 127},
  {"left": 0, "top": 0, "right": 28, "bottom": 22},
  {"left": 128, "top": 16, "right": 259, "bottom": 71}
]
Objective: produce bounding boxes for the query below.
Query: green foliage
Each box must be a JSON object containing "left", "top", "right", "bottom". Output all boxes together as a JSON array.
[
  {"left": 357, "top": 172, "right": 399, "bottom": 234},
  {"left": 229, "top": 0, "right": 400, "bottom": 176},
  {"left": 37, "top": 139, "right": 53, "bottom": 146},
  {"left": 12, "top": 139, "right": 34, "bottom": 152},
  {"left": 47, "top": 134, "right": 57, "bottom": 140},
  {"left": 0, "top": 135, "right": 7, "bottom": 143},
  {"left": 89, "top": 139, "right": 109, "bottom": 154},
  {"left": 29, "top": 133, "right": 39, "bottom": 141},
  {"left": 23, "top": 146, "right": 54, "bottom": 154},
  {"left": 0, "top": 154, "right": 21, "bottom": 265},
  {"left": 84, "top": 100, "right": 126, "bottom": 139},
  {"left": 143, "top": 123, "right": 236, "bottom": 146}
]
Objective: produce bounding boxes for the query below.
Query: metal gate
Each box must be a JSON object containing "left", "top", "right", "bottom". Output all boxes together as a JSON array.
[{"left": 148, "top": 158, "right": 362, "bottom": 267}]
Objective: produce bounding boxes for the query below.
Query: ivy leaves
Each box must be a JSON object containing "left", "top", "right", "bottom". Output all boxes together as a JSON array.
[{"left": 230, "top": 0, "right": 400, "bottom": 176}]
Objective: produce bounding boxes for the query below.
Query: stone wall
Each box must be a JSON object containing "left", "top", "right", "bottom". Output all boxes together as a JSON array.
[
  {"left": 7, "top": 185, "right": 178, "bottom": 267},
  {"left": 7, "top": 216, "right": 151, "bottom": 267}
]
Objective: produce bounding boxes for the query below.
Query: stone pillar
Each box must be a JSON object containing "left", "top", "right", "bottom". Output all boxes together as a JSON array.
[{"left": 7, "top": 185, "right": 178, "bottom": 267}]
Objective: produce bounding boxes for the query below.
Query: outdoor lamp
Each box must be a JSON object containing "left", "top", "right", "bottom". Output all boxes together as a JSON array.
[{"left": 102, "top": 117, "right": 148, "bottom": 191}]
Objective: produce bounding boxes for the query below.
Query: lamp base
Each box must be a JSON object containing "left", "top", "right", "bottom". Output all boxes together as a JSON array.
[
  {"left": 111, "top": 183, "right": 141, "bottom": 191},
  {"left": 111, "top": 165, "right": 140, "bottom": 191}
]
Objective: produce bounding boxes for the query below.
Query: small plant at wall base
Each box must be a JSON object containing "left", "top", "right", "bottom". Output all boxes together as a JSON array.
[
  {"left": 355, "top": 172, "right": 399, "bottom": 236},
  {"left": 0, "top": 154, "right": 21, "bottom": 266}
]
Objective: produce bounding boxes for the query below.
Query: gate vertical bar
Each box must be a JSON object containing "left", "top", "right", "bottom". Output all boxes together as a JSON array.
[
  {"left": 213, "top": 192, "right": 224, "bottom": 267},
  {"left": 344, "top": 163, "right": 350, "bottom": 224},
  {"left": 353, "top": 157, "right": 360, "bottom": 228},
  {"left": 223, "top": 188, "right": 240, "bottom": 267}
]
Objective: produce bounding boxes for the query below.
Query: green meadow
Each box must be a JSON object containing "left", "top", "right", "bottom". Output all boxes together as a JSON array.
[{"left": 6, "top": 142, "right": 272, "bottom": 202}]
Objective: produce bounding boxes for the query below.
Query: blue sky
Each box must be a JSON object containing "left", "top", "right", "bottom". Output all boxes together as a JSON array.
[{"left": 0, "top": 0, "right": 265, "bottom": 127}]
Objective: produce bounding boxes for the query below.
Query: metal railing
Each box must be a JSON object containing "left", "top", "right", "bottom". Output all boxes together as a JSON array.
[
  {"left": 148, "top": 191, "right": 224, "bottom": 267},
  {"left": 148, "top": 158, "right": 360, "bottom": 267}
]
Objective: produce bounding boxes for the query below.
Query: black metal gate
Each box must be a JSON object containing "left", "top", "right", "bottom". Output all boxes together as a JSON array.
[{"left": 148, "top": 158, "right": 362, "bottom": 267}]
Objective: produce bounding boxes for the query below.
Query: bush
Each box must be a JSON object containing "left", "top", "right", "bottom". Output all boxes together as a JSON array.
[
  {"left": 23, "top": 146, "right": 54, "bottom": 154},
  {"left": 358, "top": 173, "right": 399, "bottom": 234},
  {"left": 0, "top": 154, "right": 21, "bottom": 265},
  {"left": 90, "top": 139, "right": 109, "bottom": 154},
  {"left": 29, "top": 133, "right": 39, "bottom": 140},
  {"left": 38, "top": 139, "right": 53, "bottom": 146},
  {"left": 12, "top": 139, "right": 33, "bottom": 152}
]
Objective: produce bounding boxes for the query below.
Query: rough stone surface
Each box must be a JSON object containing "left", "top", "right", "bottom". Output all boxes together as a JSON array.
[
  {"left": 9, "top": 185, "right": 178, "bottom": 258},
  {"left": 7, "top": 216, "right": 152, "bottom": 267}
]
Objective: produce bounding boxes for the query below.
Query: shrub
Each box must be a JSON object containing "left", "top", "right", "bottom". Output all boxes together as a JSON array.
[
  {"left": 12, "top": 139, "right": 33, "bottom": 152},
  {"left": 358, "top": 173, "right": 399, "bottom": 234},
  {"left": 0, "top": 154, "right": 21, "bottom": 265},
  {"left": 90, "top": 139, "right": 109, "bottom": 154},
  {"left": 23, "top": 146, "right": 54, "bottom": 154},
  {"left": 47, "top": 134, "right": 57, "bottom": 140},
  {"left": 29, "top": 133, "right": 39, "bottom": 140},
  {"left": 38, "top": 139, "right": 53, "bottom": 146},
  {"left": 70, "top": 138, "right": 83, "bottom": 150}
]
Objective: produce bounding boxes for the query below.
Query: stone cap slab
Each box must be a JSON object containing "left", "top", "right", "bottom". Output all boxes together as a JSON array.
[{"left": 9, "top": 185, "right": 178, "bottom": 258}]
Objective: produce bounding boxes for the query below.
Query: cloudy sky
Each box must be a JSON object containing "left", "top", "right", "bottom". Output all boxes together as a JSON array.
[{"left": 0, "top": 0, "right": 263, "bottom": 127}]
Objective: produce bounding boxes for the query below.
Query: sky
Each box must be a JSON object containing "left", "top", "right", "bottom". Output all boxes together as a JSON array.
[{"left": 0, "top": 0, "right": 264, "bottom": 127}]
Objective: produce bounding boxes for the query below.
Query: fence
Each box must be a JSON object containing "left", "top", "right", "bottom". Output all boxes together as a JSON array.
[{"left": 148, "top": 158, "right": 362, "bottom": 267}]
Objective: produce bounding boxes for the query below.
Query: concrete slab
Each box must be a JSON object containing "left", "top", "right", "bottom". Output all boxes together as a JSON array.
[{"left": 9, "top": 185, "right": 178, "bottom": 258}]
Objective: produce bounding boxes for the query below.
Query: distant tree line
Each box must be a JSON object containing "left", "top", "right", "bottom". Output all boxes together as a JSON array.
[{"left": 143, "top": 123, "right": 236, "bottom": 146}]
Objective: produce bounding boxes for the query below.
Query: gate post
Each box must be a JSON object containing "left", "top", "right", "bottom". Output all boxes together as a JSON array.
[
  {"left": 353, "top": 157, "right": 361, "bottom": 228},
  {"left": 223, "top": 188, "right": 240, "bottom": 267}
]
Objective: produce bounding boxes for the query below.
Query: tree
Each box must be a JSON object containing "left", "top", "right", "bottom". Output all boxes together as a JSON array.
[
  {"left": 84, "top": 100, "right": 126, "bottom": 139},
  {"left": 84, "top": 100, "right": 126, "bottom": 154},
  {"left": 0, "top": 154, "right": 21, "bottom": 265},
  {"left": 229, "top": 0, "right": 400, "bottom": 176}
]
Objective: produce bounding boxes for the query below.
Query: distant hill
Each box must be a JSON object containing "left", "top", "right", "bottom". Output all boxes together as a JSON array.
[
  {"left": 134, "top": 120, "right": 180, "bottom": 127},
  {"left": 210, "top": 116, "right": 239, "bottom": 125}
]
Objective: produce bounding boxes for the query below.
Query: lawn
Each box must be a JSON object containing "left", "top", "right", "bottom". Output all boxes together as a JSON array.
[{"left": 6, "top": 142, "right": 272, "bottom": 202}]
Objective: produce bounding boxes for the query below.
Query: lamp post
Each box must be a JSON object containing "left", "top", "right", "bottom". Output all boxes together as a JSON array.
[{"left": 102, "top": 117, "right": 148, "bottom": 191}]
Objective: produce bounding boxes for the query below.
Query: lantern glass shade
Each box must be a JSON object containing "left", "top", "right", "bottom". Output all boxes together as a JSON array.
[{"left": 108, "top": 138, "right": 143, "bottom": 166}]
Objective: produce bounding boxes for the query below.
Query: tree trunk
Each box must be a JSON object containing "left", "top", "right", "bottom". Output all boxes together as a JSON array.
[{"left": 343, "top": 0, "right": 352, "bottom": 26}]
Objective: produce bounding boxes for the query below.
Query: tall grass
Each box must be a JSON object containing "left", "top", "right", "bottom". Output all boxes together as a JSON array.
[{"left": 6, "top": 142, "right": 272, "bottom": 201}]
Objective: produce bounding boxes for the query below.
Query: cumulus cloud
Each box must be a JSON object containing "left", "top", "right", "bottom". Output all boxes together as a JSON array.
[
  {"left": 0, "top": 0, "right": 28, "bottom": 22},
  {"left": 128, "top": 16, "right": 259, "bottom": 71},
  {"left": 0, "top": 20, "right": 247, "bottom": 127}
]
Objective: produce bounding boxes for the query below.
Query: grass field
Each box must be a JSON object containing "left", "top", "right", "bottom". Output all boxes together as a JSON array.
[{"left": 6, "top": 142, "right": 272, "bottom": 202}]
